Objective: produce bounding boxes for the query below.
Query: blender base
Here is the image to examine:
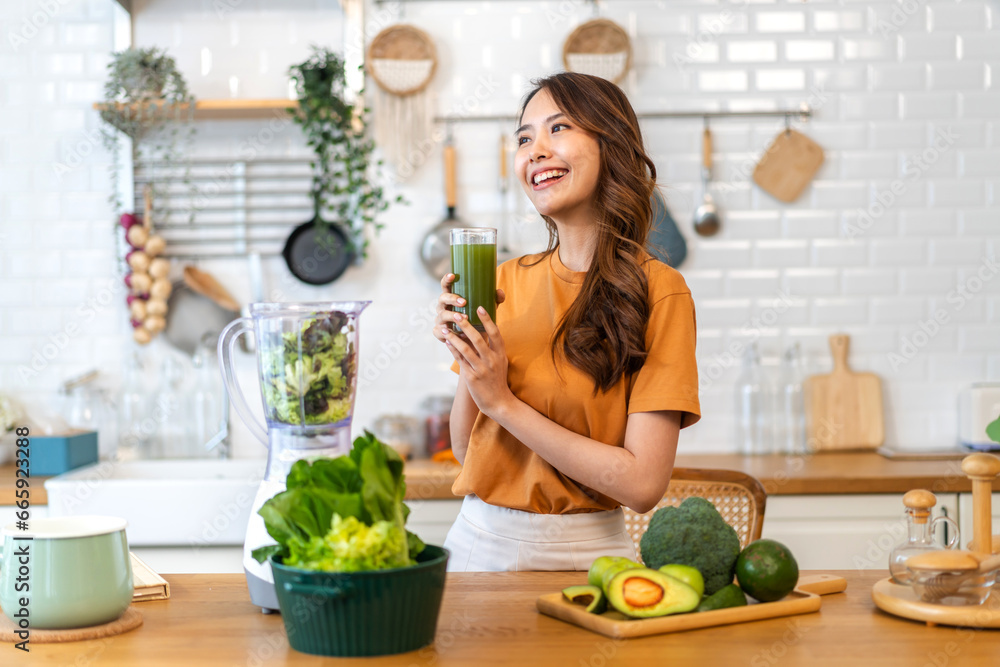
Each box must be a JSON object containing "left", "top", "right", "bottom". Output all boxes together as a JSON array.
[
  {"left": 244, "top": 478, "right": 284, "bottom": 612},
  {"left": 245, "top": 566, "right": 281, "bottom": 613}
]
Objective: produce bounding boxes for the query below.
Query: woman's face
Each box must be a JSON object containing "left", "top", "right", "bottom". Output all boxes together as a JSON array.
[{"left": 514, "top": 88, "right": 601, "bottom": 225}]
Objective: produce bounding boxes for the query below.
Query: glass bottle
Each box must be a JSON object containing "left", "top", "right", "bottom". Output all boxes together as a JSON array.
[
  {"left": 889, "top": 489, "right": 960, "bottom": 585},
  {"left": 735, "top": 342, "right": 767, "bottom": 455},
  {"left": 154, "top": 354, "right": 191, "bottom": 458},
  {"left": 118, "top": 351, "right": 152, "bottom": 460},
  {"left": 192, "top": 338, "right": 228, "bottom": 459},
  {"left": 778, "top": 343, "right": 807, "bottom": 455},
  {"left": 422, "top": 395, "right": 455, "bottom": 462}
]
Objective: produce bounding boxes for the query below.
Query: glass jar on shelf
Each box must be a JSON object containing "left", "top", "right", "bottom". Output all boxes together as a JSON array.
[
  {"left": 422, "top": 395, "right": 455, "bottom": 463},
  {"left": 373, "top": 414, "right": 423, "bottom": 460}
]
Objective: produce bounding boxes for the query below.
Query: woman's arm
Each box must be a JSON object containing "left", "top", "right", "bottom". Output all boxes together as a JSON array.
[
  {"left": 443, "top": 308, "right": 682, "bottom": 512},
  {"left": 496, "top": 403, "right": 681, "bottom": 513},
  {"left": 449, "top": 376, "right": 479, "bottom": 465}
]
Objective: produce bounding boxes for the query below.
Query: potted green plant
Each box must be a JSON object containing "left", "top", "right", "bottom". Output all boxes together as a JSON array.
[
  {"left": 98, "top": 46, "right": 195, "bottom": 216},
  {"left": 288, "top": 46, "right": 401, "bottom": 260},
  {"left": 988, "top": 414, "right": 1000, "bottom": 446}
]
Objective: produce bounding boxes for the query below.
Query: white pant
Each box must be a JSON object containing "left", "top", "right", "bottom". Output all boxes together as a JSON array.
[{"left": 443, "top": 495, "right": 637, "bottom": 572}]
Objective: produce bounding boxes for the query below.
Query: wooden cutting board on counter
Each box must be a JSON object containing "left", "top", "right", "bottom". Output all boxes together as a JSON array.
[
  {"left": 536, "top": 574, "right": 846, "bottom": 639},
  {"left": 806, "top": 334, "right": 884, "bottom": 451}
]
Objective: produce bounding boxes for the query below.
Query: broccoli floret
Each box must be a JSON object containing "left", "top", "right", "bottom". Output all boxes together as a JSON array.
[{"left": 639, "top": 496, "right": 742, "bottom": 596}]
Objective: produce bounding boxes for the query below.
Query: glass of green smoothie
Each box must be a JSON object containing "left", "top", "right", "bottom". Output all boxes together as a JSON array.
[{"left": 450, "top": 228, "right": 497, "bottom": 332}]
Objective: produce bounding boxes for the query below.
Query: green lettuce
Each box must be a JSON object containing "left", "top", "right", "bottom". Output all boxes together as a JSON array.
[
  {"left": 261, "top": 313, "right": 355, "bottom": 426},
  {"left": 283, "top": 515, "right": 411, "bottom": 572},
  {"left": 252, "top": 431, "right": 425, "bottom": 571}
]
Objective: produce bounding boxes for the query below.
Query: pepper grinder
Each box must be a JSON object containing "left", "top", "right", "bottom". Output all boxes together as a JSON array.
[{"left": 960, "top": 453, "right": 1000, "bottom": 554}]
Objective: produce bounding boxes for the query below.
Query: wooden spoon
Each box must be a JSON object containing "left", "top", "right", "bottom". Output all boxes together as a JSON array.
[{"left": 182, "top": 266, "right": 240, "bottom": 312}]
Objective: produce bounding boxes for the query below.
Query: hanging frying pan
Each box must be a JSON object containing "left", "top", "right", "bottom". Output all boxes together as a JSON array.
[
  {"left": 647, "top": 190, "right": 687, "bottom": 268},
  {"left": 282, "top": 195, "right": 354, "bottom": 285},
  {"left": 420, "top": 131, "right": 468, "bottom": 279}
]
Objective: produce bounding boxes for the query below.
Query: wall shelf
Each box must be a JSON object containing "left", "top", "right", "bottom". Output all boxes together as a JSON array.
[{"left": 93, "top": 99, "right": 298, "bottom": 121}]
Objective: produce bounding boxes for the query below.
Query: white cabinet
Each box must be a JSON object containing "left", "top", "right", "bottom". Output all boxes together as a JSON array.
[
  {"left": 131, "top": 547, "right": 244, "bottom": 574},
  {"left": 9, "top": 491, "right": 983, "bottom": 573},
  {"left": 762, "top": 494, "right": 960, "bottom": 570},
  {"left": 123, "top": 500, "right": 464, "bottom": 574},
  {"left": 407, "top": 499, "right": 462, "bottom": 547}
]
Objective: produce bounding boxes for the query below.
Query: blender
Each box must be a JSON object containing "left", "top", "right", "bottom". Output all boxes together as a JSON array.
[{"left": 219, "top": 301, "right": 370, "bottom": 611}]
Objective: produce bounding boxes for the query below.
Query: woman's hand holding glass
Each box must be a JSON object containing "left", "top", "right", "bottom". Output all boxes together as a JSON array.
[
  {"left": 432, "top": 272, "right": 505, "bottom": 344},
  {"left": 441, "top": 306, "right": 513, "bottom": 418}
]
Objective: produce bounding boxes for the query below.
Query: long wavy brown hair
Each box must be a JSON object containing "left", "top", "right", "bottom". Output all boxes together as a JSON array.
[{"left": 519, "top": 72, "right": 656, "bottom": 393}]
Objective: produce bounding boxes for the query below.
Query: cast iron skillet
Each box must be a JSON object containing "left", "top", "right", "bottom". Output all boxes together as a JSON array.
[{"left": 282, "top": 198, "right": 354, "bottom": 285}]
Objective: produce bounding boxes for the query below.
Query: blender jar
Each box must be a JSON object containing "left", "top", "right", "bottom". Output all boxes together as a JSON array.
[{"left": 219, "top": 301, "right": 370, "bottom": 481}]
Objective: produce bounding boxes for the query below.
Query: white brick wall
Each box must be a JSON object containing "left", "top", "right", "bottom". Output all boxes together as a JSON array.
[{"left": 1, "top": 0, "right": 998, "bottom": 457}]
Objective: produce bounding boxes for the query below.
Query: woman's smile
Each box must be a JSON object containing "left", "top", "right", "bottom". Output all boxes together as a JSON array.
[{"left": 531, "top": 168, "right": 568, "bottom": 189}]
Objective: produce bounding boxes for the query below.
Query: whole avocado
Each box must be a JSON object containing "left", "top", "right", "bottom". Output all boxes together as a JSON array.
[{"left": 638, "top": 497, "right": 741, "bottom": 596}]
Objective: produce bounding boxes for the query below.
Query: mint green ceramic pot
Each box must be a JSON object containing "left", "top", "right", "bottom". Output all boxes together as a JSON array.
[{"left": 0, "top": 516, "right": 133, "bottom": 629}]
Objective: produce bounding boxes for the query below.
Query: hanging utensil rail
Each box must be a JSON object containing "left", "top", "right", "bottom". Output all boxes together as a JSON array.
[{"left": 433, "top": 105, "right": 813, "bottom": 125}]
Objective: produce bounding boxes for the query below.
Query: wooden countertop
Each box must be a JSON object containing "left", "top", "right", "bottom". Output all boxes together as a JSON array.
[
  {"left": 0, "top": 465, "right": 49, "bottom": 506},
  {"left": 19, "top": 570, "right": 1000, "bottom": 665},
  {"left": 672, "top": 452, "right": 990, "bottom": 496},
  {"left": 1, "top": 452, "right": 995, "bottom": 507},
  {"left": 405, "top": 452, "right": 996, "bottom": 498}
]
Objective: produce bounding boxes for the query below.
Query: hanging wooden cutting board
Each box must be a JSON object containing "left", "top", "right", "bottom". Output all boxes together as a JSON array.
[
  {"left": 806, "top": 334, "right": 885, "bottom": 451},
  {"left": 752, "top": 129, "right": 824, "bottom": 203}
]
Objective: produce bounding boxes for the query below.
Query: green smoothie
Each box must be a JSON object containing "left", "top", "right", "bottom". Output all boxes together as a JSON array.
[{"left": 451, "top": 241, "right": 497, "bottom": 331}]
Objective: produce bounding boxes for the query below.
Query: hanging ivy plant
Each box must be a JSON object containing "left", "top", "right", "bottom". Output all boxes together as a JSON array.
[
  {"left": 288, "top": 46, "right": 401, "bottom": 259},
  {"left": 98, "top": 46, "right": 195, "bottom": 218}
]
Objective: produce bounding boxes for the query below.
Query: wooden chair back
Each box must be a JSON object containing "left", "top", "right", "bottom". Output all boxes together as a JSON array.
[{"left": 622, "top": 467, "right": 768, "bottom": 560}]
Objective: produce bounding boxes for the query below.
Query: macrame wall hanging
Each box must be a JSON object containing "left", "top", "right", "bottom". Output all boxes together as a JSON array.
[
  {"left": 366, "top": 24, "right": 437, "bottom": 176},
  {"left": 562, "top": 18, "right": 632, "bottom": 84}
]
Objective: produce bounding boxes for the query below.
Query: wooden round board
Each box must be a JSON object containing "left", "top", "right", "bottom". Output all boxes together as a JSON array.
[
  {"left": 0, "top": 606, "right": 142, "bottom": 643},
  {"left": 871, "top": 578, "right": 1000, "bottom": 628}
]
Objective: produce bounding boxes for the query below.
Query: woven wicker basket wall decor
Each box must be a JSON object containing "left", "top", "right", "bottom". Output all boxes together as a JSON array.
[
  {"left": 366, "top": 24, "right": 438, "bottom": 175},
  {"left": 562, "top": 18, "right": 632, "bottom": 84}
]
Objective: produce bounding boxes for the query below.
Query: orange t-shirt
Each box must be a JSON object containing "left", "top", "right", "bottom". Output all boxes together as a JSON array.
[{"left": 451, "top": 249, "right": 701, "bottom": 514}]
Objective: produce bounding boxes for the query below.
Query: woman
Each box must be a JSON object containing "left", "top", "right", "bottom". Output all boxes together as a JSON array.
[{"left": 432, "top": 72, "right": 700, "bottom": 572}]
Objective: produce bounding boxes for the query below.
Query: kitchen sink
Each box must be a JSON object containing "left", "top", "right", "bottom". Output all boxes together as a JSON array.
[{"left": 44, "top": 459, "right": 265, "bottom": 547}]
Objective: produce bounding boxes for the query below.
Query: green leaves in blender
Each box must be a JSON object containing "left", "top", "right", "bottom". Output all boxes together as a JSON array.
[{"left": 261, "top": 313, "right": 357, "bottom": 425}]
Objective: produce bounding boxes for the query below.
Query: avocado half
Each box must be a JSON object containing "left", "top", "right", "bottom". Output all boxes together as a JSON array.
[
  {"left": 606, "top": 568, "right": 701, "bottom": 619},
  {"left": 562, "top": 584, "right": 607, "bottom": 614}
]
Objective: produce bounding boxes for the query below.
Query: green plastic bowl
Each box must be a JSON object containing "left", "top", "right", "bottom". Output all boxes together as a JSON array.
[{"left": 270, "top": 545, "right": 449, "bottom": 657}]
